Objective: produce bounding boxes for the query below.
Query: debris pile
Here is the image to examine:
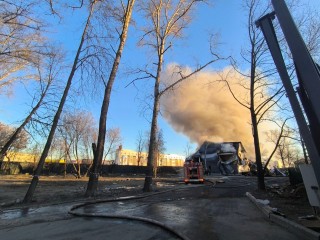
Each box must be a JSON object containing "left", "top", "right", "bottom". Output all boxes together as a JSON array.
[{"left": 266, "top": 183, "right": 307, "bottom": 199}]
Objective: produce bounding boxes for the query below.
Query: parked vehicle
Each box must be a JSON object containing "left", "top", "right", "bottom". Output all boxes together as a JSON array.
[{"left": 183, "top": 159, "right": 204, "bottom": 184}]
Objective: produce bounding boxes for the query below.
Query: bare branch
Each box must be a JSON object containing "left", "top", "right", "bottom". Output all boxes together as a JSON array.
[{"left": 263, "top": 118, "right": 292, "bottom": 170}]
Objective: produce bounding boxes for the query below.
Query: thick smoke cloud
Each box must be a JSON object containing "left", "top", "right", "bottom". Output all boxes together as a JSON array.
[{"left": 161, "top": 66, "right": 266, "bottom": 158}]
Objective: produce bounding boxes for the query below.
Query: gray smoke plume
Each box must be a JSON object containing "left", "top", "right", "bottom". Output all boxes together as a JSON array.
[{"left": 161, "top": 66, "right": 272, "bottom": 159}]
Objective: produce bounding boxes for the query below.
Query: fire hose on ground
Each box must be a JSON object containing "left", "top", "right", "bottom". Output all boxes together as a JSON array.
[{"left": 68, "top": 180, "right": 216, "bottom": 240}]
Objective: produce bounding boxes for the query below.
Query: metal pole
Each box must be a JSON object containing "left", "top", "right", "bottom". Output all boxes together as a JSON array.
[
  {"left": 271, "top": 0, "right": 320, "bottom": 123},
  {"left": 256, "top": 14, "right": 320, "bottom": 188}
]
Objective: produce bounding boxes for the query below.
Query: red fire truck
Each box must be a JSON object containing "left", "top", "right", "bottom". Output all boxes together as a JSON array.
[{"left": 183, "top": 160, "right": 204, "bottom": 184}]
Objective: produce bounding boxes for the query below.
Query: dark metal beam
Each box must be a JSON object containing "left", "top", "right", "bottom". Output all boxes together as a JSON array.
[
  {"left": 271, "top": 0, "right": 320, "bottom": 123},
  {"left": 255, "top": 15, "right": 320, "bottom": 188}
]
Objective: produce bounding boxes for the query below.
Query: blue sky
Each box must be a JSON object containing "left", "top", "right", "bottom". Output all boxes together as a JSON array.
[{"left": 0, "top": 0, "right": 319, "bottom": 157}]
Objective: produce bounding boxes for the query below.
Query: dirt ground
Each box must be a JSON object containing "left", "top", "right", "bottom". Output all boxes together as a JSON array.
[
  {"left": 0, "top": 174, "right": 318, "bottom": 231},
  {"left": 0, "top": 174, "right": 148, "bottom": 208},
  {"left": 252, "top": 184, "right": 313, "bottom": 218}
]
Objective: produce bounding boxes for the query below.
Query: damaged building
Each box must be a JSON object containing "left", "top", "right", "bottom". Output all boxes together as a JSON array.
[{"left": 188, "top": 141, "right": 249, "bottom": 175}]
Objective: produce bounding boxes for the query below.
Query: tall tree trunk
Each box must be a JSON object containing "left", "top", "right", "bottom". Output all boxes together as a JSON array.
[
  {"left": 251, "top": 112, "right": 265, "bottom": 190},
  {"left": 250, "top": 48, "right": 265, "bottom": 190},
  {"left": 85, "top": 0, "right": 135, "bottom": 197},
  {"left": 143, "top": 37, "right": 164, "bottom": 192},
  {"left": 23, "top": 2, "right": 96, "bottom": 203},
  {"left": 143, "top": 96, "right": 160, "bottom": 192}
]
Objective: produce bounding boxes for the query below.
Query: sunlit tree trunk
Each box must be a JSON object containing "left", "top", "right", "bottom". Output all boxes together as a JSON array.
[
  {"left": 143, "top": 93, "right": 161, "bottom": 191},
  {"left": 249, "top": 44, "right": 265, "bottom": 190},
  {"left": 85, "top": 0, "right": 136, "bottom": 197}
]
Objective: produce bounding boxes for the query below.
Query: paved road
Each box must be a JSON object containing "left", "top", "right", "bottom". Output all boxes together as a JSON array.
[{"left": 0, "top": 176, "right": 303, "bottom": 240}]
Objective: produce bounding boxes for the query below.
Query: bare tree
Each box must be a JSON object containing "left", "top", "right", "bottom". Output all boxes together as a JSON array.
[
  {"left": 184, "top": 142, "right": 193, "bottom": 158},
  {"left": 82, "top": 125, "right": 98, "bottom": 172},
  {"left": 0, "top": 122, "right": 29, "bottom": 173},
  {"left": 0, "top": 0, "right": 46, "bottom": 93},
  {"left": 270, "top": 126, "right": 306, "bottom": 168},
  {"left": 58, "top": 110, "right": 96, "bottom": 178},
  {"left": 23, "top": 1, "right": 98, "bottom": 203},
  {"left": 102, "top": 128, "right": 122, "bottom": 165},
  {"left": 136, "top": 131, "right": 145, "bottom": 166},
  {"left": 143, "top": 128, "right": 165, "bottom": 175},
  {"left": 134, "top": 0, "right": 222, "bottom": 192},
  {"left": 0, "top": 49, "right": 61, "bottom": 168},
  {"left": 28, "top": 142, "right": 42, "bottom": 168},
  {"left": 82, "top": 123, "right": 98, "bottom": 162},
  {"left": 83, "top": 127, "right": 120, "bottom": 176},
  {"left": 85, "top": 0, "right": 136, "bottom": 197},
  {"left": 219, "top": 0, "right": 320, "bottom": 190},
  {"left": 262, "top": 118, "right": 291, "bottom": 171},
  {"left": 154, "top": 128, "right": 166, "bottom": 178},
  {"left": 0, "top": 122, "right": 29, "bottom": 153},
  {"left": 237, "top": 0, "right": 282, "bottom": 190},
  {"left": 216, "top": 0, "right": 296, "bottom": 189}
]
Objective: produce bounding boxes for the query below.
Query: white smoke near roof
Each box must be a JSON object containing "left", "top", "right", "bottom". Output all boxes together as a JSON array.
[
  {"left": 221, "top": 143, "right": 236, "bottom": 153},
  {"left": 161, "top": 65, "right": 274, "bottom": 159}
]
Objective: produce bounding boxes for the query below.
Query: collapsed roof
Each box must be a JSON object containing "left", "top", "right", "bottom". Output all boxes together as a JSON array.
[{"left": 193, "top": 141, "right": 246, "bottom": 157}]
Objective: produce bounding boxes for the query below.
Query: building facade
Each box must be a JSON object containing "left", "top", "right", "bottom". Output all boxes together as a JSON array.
[
  {"left": 115, "top": 146, "right": 184, "bottom": 167},
  {"left": 2, "top": 147, "right": 185, "bottom": 167},
  {"left": 3, "top": 152, "right": 64, "bottom": 164}
]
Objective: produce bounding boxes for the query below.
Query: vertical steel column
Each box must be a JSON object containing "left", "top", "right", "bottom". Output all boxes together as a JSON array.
[
  {"left": 272, "top": 0, "right": 320, "bottom": 123},
  {"left": 256, "top": 14, "right": 320, "bottom": 188}
]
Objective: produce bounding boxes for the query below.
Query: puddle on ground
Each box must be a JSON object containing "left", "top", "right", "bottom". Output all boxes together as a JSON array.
[
  {"left": 155, "top": 182, "right": 175, "bottom": 188},
  {"left": 0, "top": 204, "right": 71, "bottom": 220},
  {"left": 105, "top": 186, "right": 136, "bottom": 191},
  {"left": 0, "top": 208, "right": 32, "bottom": 219}
]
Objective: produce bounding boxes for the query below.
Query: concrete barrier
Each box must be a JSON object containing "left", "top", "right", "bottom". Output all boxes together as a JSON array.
[{"left": 246, "top": 192, "right": 320, "bottom": 240}]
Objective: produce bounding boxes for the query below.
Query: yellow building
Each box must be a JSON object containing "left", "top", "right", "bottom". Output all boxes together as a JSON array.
[
  {"left": 3, "top": 152, "right": 65, "bottom": 164},
  {"left": 3, "top": 148, "right": 185, "bottom": 167},
  {"left": 3, "top": 152, "right": 37, "bottom": 163},
  {"left": 115, "top": 146, "right": 184, "bottom": 167}
]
